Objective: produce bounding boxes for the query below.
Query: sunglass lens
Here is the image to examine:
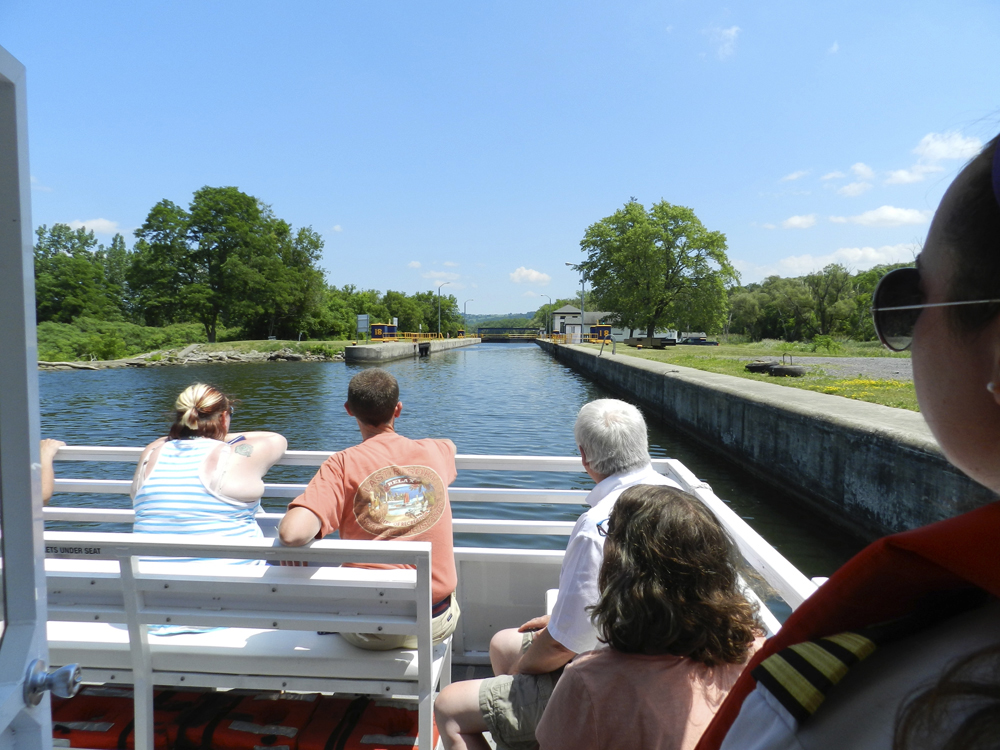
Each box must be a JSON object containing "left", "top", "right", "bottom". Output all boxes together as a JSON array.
[{"left": 873, "top": 267, "right": 922, "bottom": 351}]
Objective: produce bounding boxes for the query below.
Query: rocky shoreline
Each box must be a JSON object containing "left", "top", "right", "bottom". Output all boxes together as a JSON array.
[{"left": 38, "top": 344, "right": 346, "bottom": 371}]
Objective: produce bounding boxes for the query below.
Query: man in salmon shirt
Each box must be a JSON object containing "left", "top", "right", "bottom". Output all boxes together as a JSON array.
[{"left": 278, "top": 367, "right": 460, "bottom": 649}]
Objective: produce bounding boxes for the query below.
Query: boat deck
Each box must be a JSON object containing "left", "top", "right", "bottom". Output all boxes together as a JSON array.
[{"left": 46, "top": 448, "right": 817, "bottom": 662}]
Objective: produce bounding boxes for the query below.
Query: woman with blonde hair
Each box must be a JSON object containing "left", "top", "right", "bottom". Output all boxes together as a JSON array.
[{"left": 131, "top": 383, "right": 287, "bottom": 562}]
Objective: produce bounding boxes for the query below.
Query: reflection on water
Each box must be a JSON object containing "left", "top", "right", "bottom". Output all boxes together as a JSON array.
[{"left": 40, "top": 343, "right": 863, "bottom": 578}]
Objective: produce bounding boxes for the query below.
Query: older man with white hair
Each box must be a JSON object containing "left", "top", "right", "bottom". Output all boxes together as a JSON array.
[{"left": 435, "top": 399, "right": 680, "bottom": 750}]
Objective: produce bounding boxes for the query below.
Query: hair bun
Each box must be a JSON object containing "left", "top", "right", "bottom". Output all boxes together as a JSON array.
[{"left": 182, "top": 406, "right": 200, "bottom": 430}]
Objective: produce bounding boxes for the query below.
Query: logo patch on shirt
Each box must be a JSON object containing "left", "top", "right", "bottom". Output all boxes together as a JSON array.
[{"left": 355, "top": 465, "right": 446, "bottom": 537}]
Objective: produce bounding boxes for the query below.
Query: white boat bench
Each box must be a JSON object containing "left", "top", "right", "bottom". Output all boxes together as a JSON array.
[{"left": 44, "top": 531, "right": 449, "bottom": 750}]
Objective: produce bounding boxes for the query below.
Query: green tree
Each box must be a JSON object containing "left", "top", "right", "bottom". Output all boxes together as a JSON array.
[
  {"left": 130, "top": 188, "right": 326, "bottom": 341},
  {"left": 577, "top": 200, "right": 738, "bottom": 338},
  {"left": 383, "top": 290, "right": 425, "bottom": 332},
  {"left": 728, "top": 288, "right": 766, "bottom": 340},
  {"left": 410, "top": 290, "right": 461, "bottom": 335},
  {"left": 95, "top": 233, "right": 133, "bottom": 320},
  {"left": 187, "top": 186, "right": 270, "bottom": 342},
  {"left": 802, "top": 264, "right": 855, "bottom": 337},
  {"left": 34, "top": 224, "right": 119, "bottom": 323},
  {"left": 129, "top": 199, "right": 200, "bottom": 327},
  {"left": 238, "top": 219, "right": 326, "bottom": 339}
]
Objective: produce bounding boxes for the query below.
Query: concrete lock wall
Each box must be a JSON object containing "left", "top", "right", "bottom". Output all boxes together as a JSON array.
[
  {"left": 344, "top": 337, "right": 480, "bottom": 363},
  {"left": 537, "top": 341, "right": 997, "bottom": 541}
]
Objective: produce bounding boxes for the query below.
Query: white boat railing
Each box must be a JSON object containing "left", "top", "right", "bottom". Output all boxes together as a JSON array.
[{"left": 46, "top": 446, "right": 818, "bottom": 624}]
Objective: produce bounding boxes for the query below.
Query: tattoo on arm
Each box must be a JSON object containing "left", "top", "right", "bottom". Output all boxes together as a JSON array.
[{"left": 235, "top": 443, "right": 254, "bottom": 457}]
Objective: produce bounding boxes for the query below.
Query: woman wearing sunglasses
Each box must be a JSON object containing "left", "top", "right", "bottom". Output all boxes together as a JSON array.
[
  {"left": 130, "top": 383, "right": 288, "bottom": 565},
  {"left": 695, "top": 139, "right": 1000, "bottom": 749}
]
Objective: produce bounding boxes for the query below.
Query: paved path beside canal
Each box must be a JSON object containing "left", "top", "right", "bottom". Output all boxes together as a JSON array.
[{"left": 768, "top": 356, "right": 913, "bottom": 381}]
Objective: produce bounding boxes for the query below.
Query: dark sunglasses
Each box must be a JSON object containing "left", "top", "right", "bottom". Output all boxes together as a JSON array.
[{"left": 871, "top": 267, "right": 1000, "bottom": 351}]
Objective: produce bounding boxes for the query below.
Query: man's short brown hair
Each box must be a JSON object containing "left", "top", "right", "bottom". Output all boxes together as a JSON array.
[{"left": 347, "top": 368, "right": 399, "bottom": 426}]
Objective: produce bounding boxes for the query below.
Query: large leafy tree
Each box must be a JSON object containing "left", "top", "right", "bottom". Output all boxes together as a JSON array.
[
  {"left": 34, "top": 224, "right": 120, "bottom": 323},
  {"left": 577, "top": 200, "right": 738, "bottom": 338},
  {"left": 802, "top": 264, "right": 855, "bottom": 337},
  {"left": 237, "top": 217, "right": 327, "bottom": 339},
  {"left": 95, "top": 233, "right": 133, "bottom": 319},
  {"left": 129, "top": 200, "right": 198, "bottom": 327},
  {"left": 410, "top": 290, "right": 462, "bottom": 335},
  {"left": 187, "top": 186, "right": 271, "bottom": 342},
  {"left": 130, "top": 187, "right": 326, "bottom": 341},
  {"left": 383, "top": 290, "right": 425, "bottom": 333}
]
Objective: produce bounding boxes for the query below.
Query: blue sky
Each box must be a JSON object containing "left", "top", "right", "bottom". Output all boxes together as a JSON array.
[{"left": 3, "top": 1, "right": 999, "bottom": 314}]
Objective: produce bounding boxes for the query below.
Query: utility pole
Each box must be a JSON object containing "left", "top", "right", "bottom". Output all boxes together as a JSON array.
[
  {"left": 541, "top": 294, "right": 552, "bottom": 335},
  {"left": 437, "top": 282, "right": 451, "bottom": 335},
  {"left": 565, "top": 263, "right": 585, "bottom": 341},
  {"left": 464, "top": 299, "right": 473, "bottom": 331}
]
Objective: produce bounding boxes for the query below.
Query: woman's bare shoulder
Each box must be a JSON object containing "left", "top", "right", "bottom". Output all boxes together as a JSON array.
[{"left": 139, "top": 436, "right": 168, "bottom": 458}]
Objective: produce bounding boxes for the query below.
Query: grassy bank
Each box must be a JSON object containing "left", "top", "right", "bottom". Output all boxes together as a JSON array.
[
  {"left": 36, "top": 317, "right": 363, "bottom": 363},
  {"left": 580, "top": 341, "right": 918, "bottom": 411}
]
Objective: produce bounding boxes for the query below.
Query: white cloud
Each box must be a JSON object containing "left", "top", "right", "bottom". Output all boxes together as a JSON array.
[
  {"left": 443, "top": 261, "right": 459, "bottom": 267},
  {"left": 509, "top": 267, "right": 551, "bottom": 284},
  {"left": 821, "top": 171, "right": 845, "bottom": 180},
  {"left": 31, "top": 175, "right": 52, "bottom": 192},
  {"left": 829, "top": 205, "right": 932, "bottom": 227},
  {"left": 884, "top": 164, "right": 943, "bottom": 184},
  {"left": 761, "top": 223, "right": 777, "bottom": 230},
  {"left": 68, "top": 218, "right": 119, "bottom": 235},
  {"left": 782, "top": 214, "right": 816, "bottom": 229},
  {"left": 331, "top": 225, "right": 343, "bottom": 232},
  {"left": 521, "top": 290, "right": 541, "bottom": 298},
  {"left": 837, "top": 181, "right": 872, "bottom": 197},
  {"left": 734, "top": 243, "right": 918, "bottom": 281},
  {"left": 913, "top": 131, "right": 982, "bottom": 162},
  {"left": 850, "top": 162, "right": 875, "bottom": 180},
  {"left": 828, "top": 41, "right": 839, "bottom": 54},
  {"left": 421, "top": 271, "right": 460, "bottom": 281},
  {"left": 781, "top": 170, "right": 808, "bottom": 182},
  {"left": 708, "top": 26, "right": 741, "bottom": 60},
  {"left": 407, "top": 261, "right": 421, "bottom": 269},
  {"left": 882, "top": 132, "right": 982, "bottom": 186}
]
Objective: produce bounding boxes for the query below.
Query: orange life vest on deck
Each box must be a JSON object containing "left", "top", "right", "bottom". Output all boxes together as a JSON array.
[
  {"left": 696, "top": 500, "right": 1000, "bottom": 750},
  {"left": 52, "top": 688, "right": 206, "bottom": 750},
  {"left": 175, "top": 693, "right": 320, "bottom": 750},
  {"left": 298, "top": 696, "right": 439, "bottom": 750}
]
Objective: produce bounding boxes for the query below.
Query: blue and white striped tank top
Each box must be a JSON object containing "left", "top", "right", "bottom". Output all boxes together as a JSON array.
[{"left": 133, "top": 438, "right": 263, "bottom": 565}]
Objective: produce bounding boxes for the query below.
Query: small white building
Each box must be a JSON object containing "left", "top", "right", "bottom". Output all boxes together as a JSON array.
[{"left": 551, "top": 306, "right": 609, "bottom": 332}]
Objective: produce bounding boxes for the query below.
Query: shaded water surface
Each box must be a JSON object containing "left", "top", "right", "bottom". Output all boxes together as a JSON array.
[{"left": 40, "top": 343, "right": 863, "bottom": 579}]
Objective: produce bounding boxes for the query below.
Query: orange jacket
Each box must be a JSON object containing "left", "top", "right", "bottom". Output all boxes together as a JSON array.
[{"left": 695, "top": 501, "right": 1000, "bottom": 750}]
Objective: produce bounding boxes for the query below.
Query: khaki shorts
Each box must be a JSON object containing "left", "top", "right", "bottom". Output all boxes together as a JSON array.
[
  {"left": 341, "top": 593, "right": 461, "bottom": 651},
  {"left": 478, "top": 632, "right": 562, "bottom": 750}
]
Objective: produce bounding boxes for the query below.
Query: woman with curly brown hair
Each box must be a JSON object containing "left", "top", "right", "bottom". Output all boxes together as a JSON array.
[{"left": 535, "top": 484, "right": 764, "bottom": 750}]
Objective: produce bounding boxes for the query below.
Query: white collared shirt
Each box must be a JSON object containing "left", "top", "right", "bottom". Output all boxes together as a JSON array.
[{"left": 546, "top": 464, "right": 681, "bottom": 655}]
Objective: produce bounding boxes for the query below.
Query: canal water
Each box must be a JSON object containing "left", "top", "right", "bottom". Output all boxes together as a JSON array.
[{"left": 39, "top": 343, "right": 863, "bottom": 582}]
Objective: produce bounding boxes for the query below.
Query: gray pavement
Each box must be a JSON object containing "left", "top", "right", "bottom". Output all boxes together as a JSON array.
[{"left": 744, "top": 355, "right": 913, "bottom": 381}]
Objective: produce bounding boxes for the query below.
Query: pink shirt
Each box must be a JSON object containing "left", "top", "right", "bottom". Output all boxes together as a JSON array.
[
  {"left": 288, "top": 431, "right": 457, "bottom": 603},
  {"left": 536, "top": 640, "right": 762, "bottom": 750}
]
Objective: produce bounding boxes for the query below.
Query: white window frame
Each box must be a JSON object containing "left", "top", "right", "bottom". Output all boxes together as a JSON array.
[{"left": 0, "top": 43, "right": 53, "bottom": 750}]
